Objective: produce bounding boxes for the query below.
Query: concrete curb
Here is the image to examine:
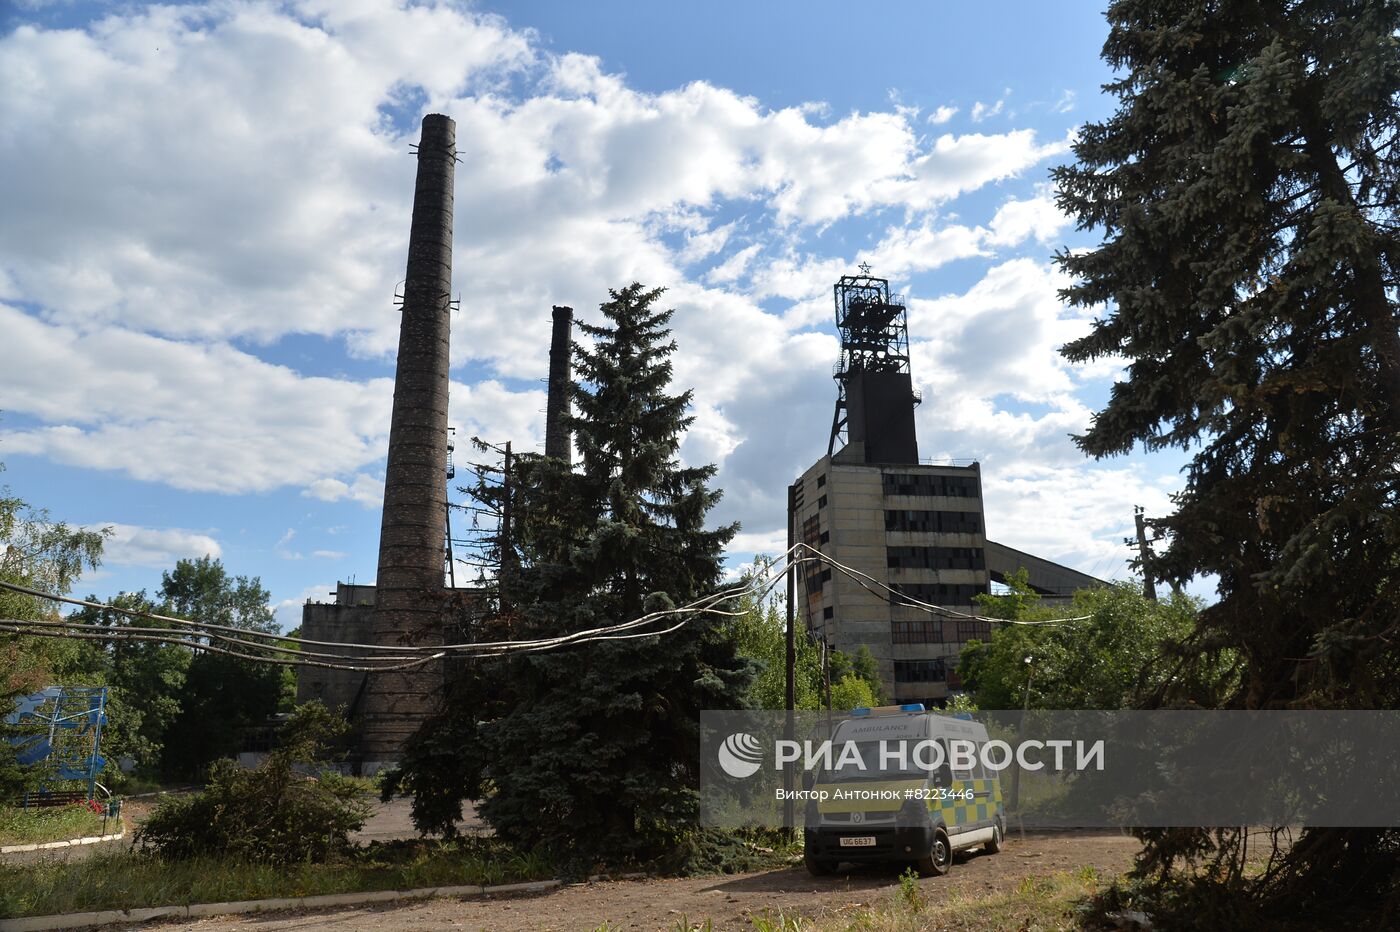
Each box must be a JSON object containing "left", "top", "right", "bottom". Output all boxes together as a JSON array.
[
  {"left": 0, "top": 878, "right": 562, "bottom": 931},
  {"left": 0, "top": 832, "right": 125, "bottom": 855}
]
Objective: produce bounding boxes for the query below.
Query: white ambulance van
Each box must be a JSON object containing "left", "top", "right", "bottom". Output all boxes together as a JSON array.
[{"left": 802, "top": 704, "right": 1005, "bottom": 877}]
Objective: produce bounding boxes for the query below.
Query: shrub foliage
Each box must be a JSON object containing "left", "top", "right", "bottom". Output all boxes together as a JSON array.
[{"left": 136, "top": 702, "right": 369, "bottom": 863}]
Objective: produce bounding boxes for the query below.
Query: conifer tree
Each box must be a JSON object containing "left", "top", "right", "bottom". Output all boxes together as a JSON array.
[
  {"left": 1054, "top": 0, "right": 1399, "bottom": 919},
  {"left": 477, "top": 283, "right": 752, "bottom": 864}
]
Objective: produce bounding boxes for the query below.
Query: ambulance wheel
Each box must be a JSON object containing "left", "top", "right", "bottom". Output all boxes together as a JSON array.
[
  {"left": 805, "top": 854, "right": 839, "bottom": 877},
  {"left": 984, "top": 818, "right": 1004, "bottom": 854},
  {"left": 914, "top": 828, "right": 952, "bottom": 877}
]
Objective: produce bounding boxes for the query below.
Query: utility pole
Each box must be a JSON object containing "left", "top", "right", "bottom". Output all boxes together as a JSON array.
[
  {"left": 1131, "top": 506, "right": 1158, "bottom": 602},
  {"left": 445, "top": 505, "right": 456, "bottom": 589},
  {"left": 500, "top": 441, "right": 513, "bottom": 614},
  {"left": 821, "top": 639, "right": 833, "bottom": 737},
  {"left": 785, "top": 484, "right": 797, "bottom": 712},
  {"left": 1010, "top": 654, "right": 1034, "bottom": 814},
  {"left": 445, "top": 429, "right": 457, "bottom": 589},
  {"left": 821, "top": 638, "right": 833, "bottom": 710},
  {"left": 783, "top": 482, "right": 796, "bottom": 832}
]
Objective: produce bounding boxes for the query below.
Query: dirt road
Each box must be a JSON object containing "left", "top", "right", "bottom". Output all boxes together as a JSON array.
[{"left": 134, "top": 831, "right": 1138, "bottom": 932}]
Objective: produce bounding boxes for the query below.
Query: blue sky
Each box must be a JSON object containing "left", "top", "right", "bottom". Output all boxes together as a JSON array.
[{"left": 0, "top": 1, "right": 1194, "bottom": 629}]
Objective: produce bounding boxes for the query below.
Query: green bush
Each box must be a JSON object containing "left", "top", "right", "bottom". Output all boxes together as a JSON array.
[{"left": 135, "top": 702, "right": 370, "bottom": 863}]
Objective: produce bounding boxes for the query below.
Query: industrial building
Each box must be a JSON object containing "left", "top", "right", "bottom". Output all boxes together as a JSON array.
[
  {"left": 791, "top": 269, "right": 1102, "bottom": 706},
  {"left": 297, "top": 115, "right": 1100, "bottom": 755}
]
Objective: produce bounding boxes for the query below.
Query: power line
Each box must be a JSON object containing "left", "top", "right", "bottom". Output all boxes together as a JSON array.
[
  {"left": 788, "top": 544, "right": 1089, "bottom": 626},
  {"left": 0, "top": 543, "right": 1092, "bottom": 672},
  {"left": 0, "top": 568, "right": 788, "bottom": 669},
  {"left": 0, "top": 580, "right": 415, "bottom": 653},
  {"left": 0, "top": 620, "right": 444, "bottom": 672}
]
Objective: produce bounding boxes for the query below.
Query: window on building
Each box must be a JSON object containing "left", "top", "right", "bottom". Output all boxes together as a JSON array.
[
  {"left": 882, "top": 473, "right": 980, "bottom": 498},
  {"left": 817, "top": 495, "right": 828, "bottom": 508},
  {"left": 822, "top": 606, "right": 834, "bottom": 620},
  {"left": 891, "top": 620, "right": 943, "bottom": 644},
  {"left": 955, "top": 620, "right": 993, "bottom": 642},
  {"left": 891, "top": 583, "right": 985, "bottom": 606},
  {"left": 816, "top": 474, "right": 827, "bottom": 488},
  {"left": 886, "top": 546, "right": 987, "bottom": 571},
  {"left": 819, "top": 530, "right": 830, "bottom": 544},
  {"left": 893, "top": 659, "right": 947, "bottom": 683},
  {"left": 884, "top": 510, "right": 983, "bottom": 533}
]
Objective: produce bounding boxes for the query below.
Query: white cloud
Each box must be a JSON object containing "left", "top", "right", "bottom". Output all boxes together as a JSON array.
[
  {"left": 910, "top": 258, "right": 1093, "bottom": 406},
  {"left": 312, "top": 550, "right": 347, "bottom": 560},
  {"left": 986, "top": 187, "right": 1072, "bottom": 247},
  {"left": 970, "top": 99, "right": 1004, "bottom": 122},
  {"left": 872, "top": 221, "right": 989, "bottom": 277},
  {"left": 927, "top": 105, "right": 958, "bottom": 125},
  {"left": 1, "top": 7, "right": 1071, "bottom": 365},
  {"left": 0, "top": 304, "right": 394, "bottom": 495},
  {"left": 678, "top": 220, "right": 736, "bottom": 264},
  {"left": 728, "top": 529, "right": 788, "bottom": 557},
  {"left": 275, "top": 528, "right": 302, "bottom": 561},
  {"left": 90, "top": 523, "right": 222, "bottom": 568},
  {"left": 982, "top": 463, "right": 1178, "bottom": 581},
  {"left": 303, "top": 475, "right": 385, "bottom": 507},
  {"left": 0, "top": 3, "right": 532, "bottom": 343},
  {"left": 706, "top": 243, "right": 761, "bottom": 283}
]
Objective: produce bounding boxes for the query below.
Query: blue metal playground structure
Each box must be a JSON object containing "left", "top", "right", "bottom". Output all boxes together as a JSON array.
[{"left": 4, "top": 686, "right": 108, "bottom": 801}]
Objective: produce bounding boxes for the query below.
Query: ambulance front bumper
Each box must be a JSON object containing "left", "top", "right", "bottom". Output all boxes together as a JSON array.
[{"left": 803, "top": 824, "right": 933, "bottom": 861}]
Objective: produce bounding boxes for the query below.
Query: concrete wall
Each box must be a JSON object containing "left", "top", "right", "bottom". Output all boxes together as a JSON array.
[{"left": 295, "top": 583, "right": 377, "bottom": 718}]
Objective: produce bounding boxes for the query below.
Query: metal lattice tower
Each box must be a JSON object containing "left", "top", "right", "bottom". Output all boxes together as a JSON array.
[{"left": 828, "top": 265, "right": 920, "bottom": 463}]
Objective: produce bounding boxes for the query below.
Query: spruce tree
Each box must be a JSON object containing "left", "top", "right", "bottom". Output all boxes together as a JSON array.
[
  {"left": 1054, "top": 0, "right": 1399, "bottom": 919},
  {"left": 479, "top": 283, "right": 752, "bottom": 865}
]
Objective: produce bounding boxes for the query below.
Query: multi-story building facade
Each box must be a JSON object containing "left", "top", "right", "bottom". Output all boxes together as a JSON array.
[
  {"left": 792, "top": 455, "right": 991, "bottom": 705},
  {"left": 792, "top": 269, "right": 1101, "bottom": 705}
]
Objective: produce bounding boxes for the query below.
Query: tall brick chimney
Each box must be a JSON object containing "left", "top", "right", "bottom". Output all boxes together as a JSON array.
[
  {"left": 358, "top": 114, "right": 456, "bottom": 768},
  {"left": 544, "top": 305, "right": 573, "bottom": 463}
]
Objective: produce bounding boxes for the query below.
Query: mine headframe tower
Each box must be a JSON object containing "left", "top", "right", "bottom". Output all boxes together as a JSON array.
[{"left": 828, "top": 265, "right": 920, "bottom": 464}]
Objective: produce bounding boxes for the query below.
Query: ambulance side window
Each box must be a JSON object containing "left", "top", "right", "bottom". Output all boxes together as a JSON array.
[
  {"left": 972, "top": 742, "right": 988, "bottom": 780},
  {"left": 951, "top": 739, "right": 975, "bottom": 782},
  {"left": 931, "top": 738, "right": 952, "bottom": 787}
]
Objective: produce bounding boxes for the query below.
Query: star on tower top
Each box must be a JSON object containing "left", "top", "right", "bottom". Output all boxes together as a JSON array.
[{"left": 857, "top": 262, "right": 872, "bottom": 275}]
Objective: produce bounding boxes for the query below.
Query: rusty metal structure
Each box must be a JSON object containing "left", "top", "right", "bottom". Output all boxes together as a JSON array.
[
  {"left": 357, "top": 113, "right": 457, "bottom": 768},
  {"left": 545, "top": 305, "right": 574, "bottom": 462}
]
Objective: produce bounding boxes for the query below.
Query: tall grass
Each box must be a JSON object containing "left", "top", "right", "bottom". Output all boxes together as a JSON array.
[
  {"left": 0, "top": 805, "right": 111, "bottom": 846},
  {"left": 0, "top": 839, "right": 552, "bottom": 919}
]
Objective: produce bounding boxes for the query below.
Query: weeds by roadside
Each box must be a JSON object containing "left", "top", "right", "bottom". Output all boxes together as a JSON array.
[
  {"left": 663, "top": 828, "right": 801, "bottom": 877},
  {"left": 713, "top": 867, "right": 1113, "bottom": 931},
  {"left": 0, "top": 837, "right": 551, "bottom": 919},
  {"left": 0, "top": 805, "right": 112, "bottom": 846}
]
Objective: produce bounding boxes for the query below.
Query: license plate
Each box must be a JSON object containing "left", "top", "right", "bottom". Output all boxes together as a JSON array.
[{"left": 839, "top": 836, "right": 876, "bottom": 847}]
